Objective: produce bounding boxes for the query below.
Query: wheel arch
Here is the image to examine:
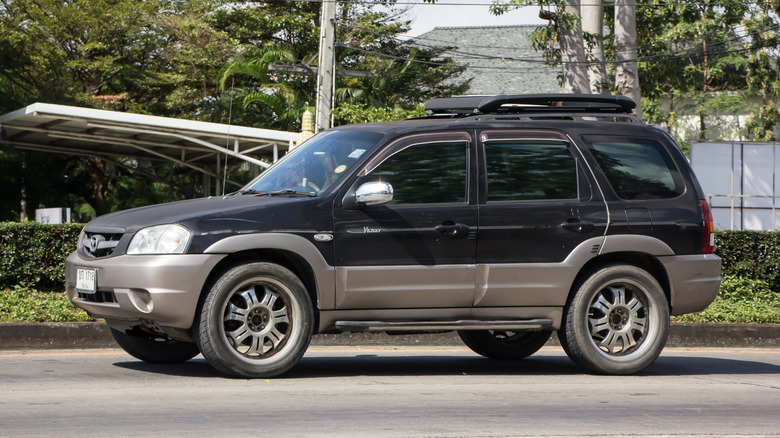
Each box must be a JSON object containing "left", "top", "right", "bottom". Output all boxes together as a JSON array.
[
  {"left": 568, "top": 251, "right": 672, "bottom": 310},
  {"left": 196, "top": 233, "right": 336, "bottom": 333}
]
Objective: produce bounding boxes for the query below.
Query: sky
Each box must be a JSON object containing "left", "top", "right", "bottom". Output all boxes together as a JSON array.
[{"left": 399, "top": 0, "right": 545, "bottom": 37}]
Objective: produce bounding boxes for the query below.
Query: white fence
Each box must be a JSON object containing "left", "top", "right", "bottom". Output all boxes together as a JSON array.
[{"left": 690, "top": 141, "right": 780, "bottom": 231}]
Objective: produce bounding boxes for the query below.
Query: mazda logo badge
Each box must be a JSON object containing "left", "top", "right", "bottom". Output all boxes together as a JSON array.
[{"left": 89, "top": 235, "right": 105, "bottom": 253}]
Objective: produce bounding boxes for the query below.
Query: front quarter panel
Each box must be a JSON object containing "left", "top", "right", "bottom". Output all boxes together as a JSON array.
[{"left": 204, "top": 232, "right": 336, "bottom": 310}]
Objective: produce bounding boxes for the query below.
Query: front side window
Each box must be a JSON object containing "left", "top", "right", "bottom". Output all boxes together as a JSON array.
[
  {"left": 364, "top": 141, "right": 468, "bottom": 204},
  {"left": 583, "top": 136, "right": 684, "bottom": 200},
  {"left": 485, "top": 141, "right": 578, "bottom": 201}
]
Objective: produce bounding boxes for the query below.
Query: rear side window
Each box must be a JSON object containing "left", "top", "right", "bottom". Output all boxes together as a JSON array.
[
  {"left": 485, "top": 141, "right": 578, "bottom": 201},
  {"left": 583, "top": 136, "right": 684, "bottom": 200}
]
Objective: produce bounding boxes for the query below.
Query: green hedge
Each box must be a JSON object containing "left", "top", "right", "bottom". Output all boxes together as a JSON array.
[
  {"left": 715, "top": 230, "right": 780, "bottom": 292},
  {"left": 0, "top": 222, "right": 83, "bottom": 291},
  {"left": 1, "top": 223, "right": 780, "bottom": 294}
]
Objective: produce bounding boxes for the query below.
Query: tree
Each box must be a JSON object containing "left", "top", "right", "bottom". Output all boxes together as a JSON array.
[
  {"left": 217, "top": 43, "right": 310, "bottom": 132},
  {"left": 615, "top": 0, "right": 640, "bottom": 117},
  {"left": 0, "top": 0, "right": 239, "bottom": 220},
  {"left": 491, "top": 0, "right": 589, "bottom": 93},
  {"left": 582, "top": 0, "right": 608, "bottom": 94},
  {"left": 638, "top": 0, "right": 780, "bottom": 143}
]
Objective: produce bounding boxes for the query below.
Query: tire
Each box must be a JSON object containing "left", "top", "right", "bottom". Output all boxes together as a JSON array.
[
  {"left": 559, "top": 264, "right": 670, "bottom": 375},
  {"left": 110, "top": 327, "right": 200, "bottom": 364},
  {"left": 458, "top": 329, "right": 552, "bottom": 360},
  {"left": 197, "top": 262, "right": 314, "bottom": 378}
]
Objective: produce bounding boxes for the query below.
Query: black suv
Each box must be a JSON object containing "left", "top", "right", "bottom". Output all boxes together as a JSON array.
[{"left": 65, "top": 94, "right": 721, "bottom": 377}]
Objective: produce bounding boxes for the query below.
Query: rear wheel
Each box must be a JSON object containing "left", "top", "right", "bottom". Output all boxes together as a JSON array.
[
  {"left": 110, "top": 327, "right": 199, "bottom": 364},
  {"left": 559, "top": 264, "right": 669, "bottom": 375},
  {"left": 458, "top": 329, "right": 552, "bottom": 360},
  {"left": 197, "top": 262, "right": 313, "bottom": 378}
]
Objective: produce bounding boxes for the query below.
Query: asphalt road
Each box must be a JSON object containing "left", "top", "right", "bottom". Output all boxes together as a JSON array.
[{"left": 1, "top": 346, "right": 779, "bottom": 437}]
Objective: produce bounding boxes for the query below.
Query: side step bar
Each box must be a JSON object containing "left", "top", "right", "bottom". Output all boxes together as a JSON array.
[{"left": 335, "top": 319, "right": 554, "bottom": 333}]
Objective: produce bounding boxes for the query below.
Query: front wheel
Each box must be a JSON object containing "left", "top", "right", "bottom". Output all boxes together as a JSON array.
[
  {"left": 458, "top": 329, "right": 552, "bottom": 360},
  {"left": 197, "top": 262, "right": 313, "bottom": 378},
  {"left": 559, "top": 264, "right": 670, "bottom": 375},
  {"left": 110, "top": 327, "right": 200, "bottom": 364}
]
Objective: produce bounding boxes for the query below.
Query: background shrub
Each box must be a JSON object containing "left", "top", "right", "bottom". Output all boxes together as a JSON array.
[
  {"left": 0, "top": 222, "right": 83, "bottom": 290},
  {"left": 715, "top": 230, "right": 780, "bottom": 292}
]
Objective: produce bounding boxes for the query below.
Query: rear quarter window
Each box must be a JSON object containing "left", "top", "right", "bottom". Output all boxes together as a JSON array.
[{"left": 583, "top": 136, "right": 684, "bottom": 200}]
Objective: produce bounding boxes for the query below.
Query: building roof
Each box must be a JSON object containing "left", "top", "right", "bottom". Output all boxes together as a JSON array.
[{"left": 414, "top": 25, "right": 561, "bottom": 95}]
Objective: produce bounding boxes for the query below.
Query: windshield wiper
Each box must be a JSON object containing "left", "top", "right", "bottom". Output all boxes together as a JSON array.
[
  {"left": 229, "top": 189, "right": 269, "bottom": 196},
  {"left": 267, "top": 189, "right": 316, "bottom": 197}
]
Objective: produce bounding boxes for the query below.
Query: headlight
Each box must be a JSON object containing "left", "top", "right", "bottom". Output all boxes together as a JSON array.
[
  {"left": 77, "top": 229, "right": 87, "bottom": 250},
  {"left": 127, "top": 224, "right": 191, "bottom": 255}
]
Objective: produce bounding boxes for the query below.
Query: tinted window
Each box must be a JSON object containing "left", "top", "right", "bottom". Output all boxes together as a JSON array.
[
  {"left": 584, "top": 136, "right": 683, "bottom": 200},
  {"left": 485, "top": 141, "right": 578, "bottom": 201},
  {"left": 366, "top": 142, "right": 468, "bottom": 204}
]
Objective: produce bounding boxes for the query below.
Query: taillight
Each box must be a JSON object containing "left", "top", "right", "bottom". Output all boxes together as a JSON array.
[{"left": 700, "top": 199, "right": 715, "bottom": 253}]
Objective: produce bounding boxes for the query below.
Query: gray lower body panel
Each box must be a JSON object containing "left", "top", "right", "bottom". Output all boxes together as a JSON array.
[
  {"left": 318, "top": 307, "right": 563, "bottom": 332},
  {"left": 65, "top": 251, "right": 226, "bottom": 329},
  {"left": 660, "top": 253, "right": 722, "bottom": 315}
]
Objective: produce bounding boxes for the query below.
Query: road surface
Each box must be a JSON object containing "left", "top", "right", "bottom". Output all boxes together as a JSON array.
[{"left": 1, "top": 346, "right": 778, "bottom": 437}]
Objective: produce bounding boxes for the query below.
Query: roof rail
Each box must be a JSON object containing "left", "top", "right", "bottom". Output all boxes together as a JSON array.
[{"left": 424, "top": 94, "right": 637, "bottom": 115}]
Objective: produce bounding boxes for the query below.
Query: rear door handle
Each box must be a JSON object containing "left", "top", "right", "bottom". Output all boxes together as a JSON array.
[{"left": 560, "top": 219, "right": 595, "bottom": 233}]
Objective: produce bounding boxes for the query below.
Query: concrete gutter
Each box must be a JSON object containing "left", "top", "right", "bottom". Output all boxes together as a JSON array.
[{"left": 0, "top": 322, "right": 778, "bottom": 350}]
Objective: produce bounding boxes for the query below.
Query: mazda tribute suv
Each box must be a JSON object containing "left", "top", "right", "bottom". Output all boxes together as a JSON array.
[{"left": 66, "top": 94, "right": 721, "bottom": 377}]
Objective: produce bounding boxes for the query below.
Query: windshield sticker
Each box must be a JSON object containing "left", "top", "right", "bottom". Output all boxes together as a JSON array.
[
  {"left": 348, "top": 149, "right": 366, "bottom": 159},
  {"left": 313, "top": 151, "right": 326, "bottom": 155},
  {"left": 334, "top": 165, "right": 347, "bottom": 174}
]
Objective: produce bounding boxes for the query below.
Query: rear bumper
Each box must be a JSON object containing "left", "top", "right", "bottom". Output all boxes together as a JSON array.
[
  {"left": 660, "top": 254, "right": 722, "bottom": 315},
  {"left": 65, "top": 251, "right": 225, "bottom": 329}
]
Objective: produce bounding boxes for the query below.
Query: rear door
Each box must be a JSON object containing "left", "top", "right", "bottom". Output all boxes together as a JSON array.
[{"left": 474, "top": 130, "right": 608, "bottom": 307}]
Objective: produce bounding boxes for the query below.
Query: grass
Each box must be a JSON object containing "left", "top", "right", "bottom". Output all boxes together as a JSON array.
[
  {"left": 2, "top": 275, "right": 779, "bottom": 324},
  {"left": 672, "top": 275, "right": 780, "bottom": 324},
  {"left": 0, "top": 286, "right": 94, "bottom": 323}
]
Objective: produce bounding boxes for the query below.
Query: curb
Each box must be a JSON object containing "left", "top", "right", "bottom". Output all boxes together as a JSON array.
[{"left": 0, "top": 322, "right": 778, "bottom": 350}]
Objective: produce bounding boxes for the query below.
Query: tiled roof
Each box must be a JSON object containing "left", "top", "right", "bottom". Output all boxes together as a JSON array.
[{"left": 414, "top": 25, "right": 561, "bottom": 95}]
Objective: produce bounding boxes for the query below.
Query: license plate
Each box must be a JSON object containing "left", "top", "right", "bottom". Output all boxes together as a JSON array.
[{"left": 76, "top": 268, "right": 97, "bottom": 294}]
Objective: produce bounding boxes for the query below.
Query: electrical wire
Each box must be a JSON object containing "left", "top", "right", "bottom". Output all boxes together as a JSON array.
[{"left": 337, "top": 19, "right": 780, "bottom": 65}]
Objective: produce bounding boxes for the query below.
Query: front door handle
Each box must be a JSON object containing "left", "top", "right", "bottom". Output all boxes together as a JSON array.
[
  {"left": 435, "top": 222, "right": 470, "bottom": 238},
  {"left": 560, "top": 219, "right": 595, "bottom": 233}
]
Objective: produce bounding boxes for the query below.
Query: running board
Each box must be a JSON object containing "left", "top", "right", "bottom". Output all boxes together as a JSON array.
[{"left": 334, "top": 319, "right": 554, "bottom": 333}]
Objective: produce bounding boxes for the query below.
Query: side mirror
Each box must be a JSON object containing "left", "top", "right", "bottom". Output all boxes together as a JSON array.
[{"left": 345, "top": 182, "right": 393, "bottom": 209}]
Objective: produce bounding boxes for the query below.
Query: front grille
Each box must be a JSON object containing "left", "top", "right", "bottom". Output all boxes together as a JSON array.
[
  {"left": 81, "top": 231, "right": 123, "bottom": 258},
  {"left": 78, "top": 290, "right": 117, "bottom": 303}
]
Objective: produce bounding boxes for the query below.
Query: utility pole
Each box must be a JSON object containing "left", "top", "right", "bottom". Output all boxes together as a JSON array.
[{"left": 315, "top": 0, "right": 337, "bottom": 133}]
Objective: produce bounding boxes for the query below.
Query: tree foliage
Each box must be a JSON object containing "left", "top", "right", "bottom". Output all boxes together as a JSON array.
[{"left": 0, "top": 0, "right": 467, "bottom": 221}]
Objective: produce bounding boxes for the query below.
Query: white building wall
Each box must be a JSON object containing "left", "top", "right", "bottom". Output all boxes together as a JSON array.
[{"left": 691, "top": 141, "right": 780, "bottom": 230}]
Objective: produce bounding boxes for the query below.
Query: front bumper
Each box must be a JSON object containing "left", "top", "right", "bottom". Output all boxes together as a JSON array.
[
  {"left": 660, "top": 253, "right": 722, "bottom": 315},
  {"left": 65, "top": 251, "right": 225, "bottom": 329}
]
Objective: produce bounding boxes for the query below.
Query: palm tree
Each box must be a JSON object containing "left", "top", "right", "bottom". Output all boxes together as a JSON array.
[{"left": 217, "top": 43, "right": 312, "bottom": 131}]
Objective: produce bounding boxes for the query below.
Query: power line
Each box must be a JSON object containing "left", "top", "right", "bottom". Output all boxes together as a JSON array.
[
  {"left": 270, "top": 1, "right": 780, "bottom": 6},
  {"left": 338, "top": 20, "right": 780, "bottom": 66}
]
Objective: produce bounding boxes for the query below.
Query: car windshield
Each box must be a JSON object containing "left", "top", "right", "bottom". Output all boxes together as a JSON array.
[{"left": 240, "top": 130, "right": 384, "bottom": 196}]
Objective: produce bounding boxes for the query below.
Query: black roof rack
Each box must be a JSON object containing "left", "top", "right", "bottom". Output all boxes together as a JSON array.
[{"left": 423, "top": 94, "right": 637, "bottom": 115}]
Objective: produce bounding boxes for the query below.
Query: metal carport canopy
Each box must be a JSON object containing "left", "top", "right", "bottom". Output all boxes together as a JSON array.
[{"left": 0, "top": 103, "right": 299, "bottom": 194}]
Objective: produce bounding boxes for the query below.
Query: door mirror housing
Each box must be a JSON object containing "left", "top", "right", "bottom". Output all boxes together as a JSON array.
[{"left": 345, "top": 182, "right": 394, "bottom": 209}]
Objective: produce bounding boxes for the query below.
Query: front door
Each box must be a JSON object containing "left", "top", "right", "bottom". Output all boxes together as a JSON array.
[{"left": 333, "top": 132, "right": 478, "bottom": 310}]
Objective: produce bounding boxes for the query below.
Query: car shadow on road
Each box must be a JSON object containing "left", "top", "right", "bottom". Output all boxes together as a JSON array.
[{"left": 112, "top": 351, "right": 780, "bottom": 379}]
